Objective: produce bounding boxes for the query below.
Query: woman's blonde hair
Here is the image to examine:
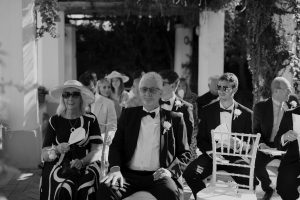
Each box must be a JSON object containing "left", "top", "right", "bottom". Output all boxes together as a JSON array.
[{"left": 56, "top": 89, "right": 88, "bottom": 116}]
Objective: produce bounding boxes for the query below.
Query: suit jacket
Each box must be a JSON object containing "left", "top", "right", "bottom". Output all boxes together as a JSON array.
[
  {"left": 196, "top": 91, "right": 219, "bottom": 118},
  {"left": 253, "top": 98, "right": 275, "bottom": 146},
  {"left": 109, "top": 106, "right": 191, "bottom": 181},
  {"left": 274, "top": 107, "right": 300, "bottom": 168},
  {"left": 253, "top": 98, "right": 296, "bottom": 147},
  {"left": 197, "top": 100, "right": 253, "bottom": 153},
  {"left": 91, "top": 95, "right": 117, "bottom": 134},
  {"left": 171, "top": 97, "right": 194, "bottom": 145}
]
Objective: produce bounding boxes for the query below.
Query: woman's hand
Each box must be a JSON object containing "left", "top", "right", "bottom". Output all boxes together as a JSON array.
[
  {"left": 70, "top": 159, "right": 84, "bottom": 170},
  {"left": 101, "top": 166, "right": 124, "bottom": 187},
  {"left": 56, "top": 143, "right": 70, "bottom": 154},
  {"left": 153, "top": 168, "right": 172, "bottom": 181},
  {"left": 284, "top": 130, "right": 298, "bottom": 142}
]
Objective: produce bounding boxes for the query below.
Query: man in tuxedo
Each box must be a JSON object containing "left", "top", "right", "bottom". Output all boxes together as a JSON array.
[
  {"left": 274, "top": 106, "right": 300, "bottom": 200},
  {"left": 183, "top": 73, "right": 254, "bottom": 199},
  {"left": 159, "top": 70, "right": 194, "bottom": 145},
  {"left": 98, "top": 72, "right": 191, "bottom": 200},
  {"left": 253, "top": 77, "right": 292, "bottom": 200},
  {"left": 196, "top": 75, "right": 219, "bottom": 119}
]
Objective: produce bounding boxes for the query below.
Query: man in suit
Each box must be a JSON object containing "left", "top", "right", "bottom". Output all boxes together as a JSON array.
[
  {"left": 183, "top": 73, "right": 254, "bottom": 199},
  {"left": 253, "top": 77, "right": 292, "bottom": 200},
  {"left": 274, "top": 107, "right": 300, "bottom": 200},
  {"left": 98, "top": 72, "right": 191, "bottom": 200},
  {"left": 159, "top": 70, "right": 194, "bottom": 145},
  {"left": 196, "top": 75, "right": 219, "bottom": 119}
]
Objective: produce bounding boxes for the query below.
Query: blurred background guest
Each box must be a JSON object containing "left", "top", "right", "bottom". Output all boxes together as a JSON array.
[
  {"left": 92, "top": 78, "right": 117, "bottom": 164},
  {"left": 126, "top": 70, "right": 145, "bottom": 108},
  {"left": 79, "top": 70, "right": 97, "bottom": 113},
  {"left": 176, "top": 77, "right": 198, "bottom": 161},
  {"left": 106, "top": 71, "right": 129, "bottom": 119},
  {"left": 196, "top": 75, "right": 219, "bottom": 120}
]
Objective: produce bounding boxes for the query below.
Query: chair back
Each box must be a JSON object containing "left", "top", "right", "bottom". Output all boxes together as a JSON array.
[{"left": 210, "top": 131, "right": 261, "bottom": 191}]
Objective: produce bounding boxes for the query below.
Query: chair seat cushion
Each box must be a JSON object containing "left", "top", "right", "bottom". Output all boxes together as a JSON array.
[{"left": 123, "top": 191, "right": 157, "bottom": 200}]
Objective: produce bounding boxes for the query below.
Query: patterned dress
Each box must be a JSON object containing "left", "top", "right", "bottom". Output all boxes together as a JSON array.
[{"left": 40, "top": 113, "right": 102, "bottom": 200}]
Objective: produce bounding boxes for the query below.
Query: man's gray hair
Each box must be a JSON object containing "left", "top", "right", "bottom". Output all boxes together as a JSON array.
[
  {"left": 139, "top": 72, "right": 163, "bottom": 90},
  {"left": 271, "top": 76, "right": 291, "bottom": 94},
  {"left": 208, "top": 75, "right": 220, "bottom": 85}
]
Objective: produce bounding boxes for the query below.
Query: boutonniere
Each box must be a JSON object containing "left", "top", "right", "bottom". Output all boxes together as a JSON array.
[
  {"left": 289, "top": 101, "right": 297, "bottom": 109},
  {"left": 233, "top": 109, "right": 242, "bottom": 120},
  {"left": 174, "top": 100, "right": 183, "bottom": 110},
  {"left": 162, "top": 121, "right": 172, "bottom": 135}
]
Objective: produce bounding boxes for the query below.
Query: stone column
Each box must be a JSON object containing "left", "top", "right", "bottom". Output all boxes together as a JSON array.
[
  {"left": 65, "top": 24, "right": 77, "bottom": 80},
  {"left": 198, "top": 11, "right": 225, "bottom": 95},
  {"left": 0, "top": 0, "right": 38, "bottom": 130},
  {"left": 37, "top": 11, "right": 65, "bottom": 90}
]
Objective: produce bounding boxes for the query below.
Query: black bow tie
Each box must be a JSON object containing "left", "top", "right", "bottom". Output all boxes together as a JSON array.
[
  {"left": 220, "top": 108, "right": 232, "bottom": 113},
  {"left": 160, "top": 99, "right": 171, "bottom": 105},
  {"left": 142, "top": 110, "right": 156, "bottom": 118}
]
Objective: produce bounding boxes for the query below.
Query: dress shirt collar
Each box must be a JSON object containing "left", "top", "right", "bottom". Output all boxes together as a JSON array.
[
  {"left": 219, "top": 101, "right": 234, "bottom": 111},
  {"left": 143, "top": 106, "right": 160, "bottom": 118}
]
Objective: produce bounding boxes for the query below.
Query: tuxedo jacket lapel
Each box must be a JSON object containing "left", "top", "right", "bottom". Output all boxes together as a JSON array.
[
  {"left": 128, "top": 108, "right": 144, "bottom": 155},
  {"left": 160, "top": 109, "right": 166, "bottom": 165},
  {"left": 231, "top": 101, "right": 239, "bottom": 131}
]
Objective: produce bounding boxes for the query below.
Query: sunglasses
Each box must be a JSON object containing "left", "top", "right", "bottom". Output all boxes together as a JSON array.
[
  {"left": 217, "top": 85, "right": 233, "bottom": 92},
  {"left": 139, "top": 87, "right": 160, "bottom": 94},
  {"left": 62, "top": 91, "right": 81, "bottom": 98}
]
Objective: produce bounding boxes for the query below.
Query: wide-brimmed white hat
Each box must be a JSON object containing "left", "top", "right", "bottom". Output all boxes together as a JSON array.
[
  {"left": 49, "top": 80, "right": 95, "bottom": 104},
  {"left": 105, "top": 71, "right": 129, "bottom": 83}
]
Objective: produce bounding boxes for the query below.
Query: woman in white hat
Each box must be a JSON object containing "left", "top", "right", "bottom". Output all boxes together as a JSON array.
[
  {"left": 105, "top": 71, "right": 129, "bottom": 119},
  {"left": 40, "top": 80, "right": 103, "bottom": 200}
]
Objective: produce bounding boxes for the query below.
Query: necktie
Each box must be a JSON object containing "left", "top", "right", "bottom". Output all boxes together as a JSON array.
[
  {"left": 142, "top": 110, "right": 156, "bottom": 118},
  {"left": 220, "top": 108, "right": 232, "bottom": 113},
  {"left": 159, "top": 99, "right": 171, "bottom": 105}
]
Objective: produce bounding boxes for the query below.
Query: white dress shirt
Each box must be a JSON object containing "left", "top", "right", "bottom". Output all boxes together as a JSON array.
[
  {"left": 161, "top": 94, "right": 176, "bottom": 111},
  {"left": 129, "top": 107, "right": 161, "bottom": 171},
  {"left": 220, "top": 102, "right": 234, "bottom": 132}
]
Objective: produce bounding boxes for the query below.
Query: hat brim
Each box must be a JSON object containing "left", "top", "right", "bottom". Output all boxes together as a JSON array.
[
  {"left": 50, "top": 85, "right": 95, "bottom": 104},
  {"left": 106, "top": 74, "right": 129, "bottom": 83}
]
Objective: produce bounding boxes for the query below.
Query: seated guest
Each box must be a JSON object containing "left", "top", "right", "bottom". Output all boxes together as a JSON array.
[
  {"left": 159, "top": 70, "right": 194, "bottom": 146},
  {"left": 183, "top": 73, "right": 254, "bottom": 199},
  {"left": 105, "top": 71, "right": 129, "bottom": 119},
  {"left": 92, "top": 78, "right": 117, "bottom": 162},
  {"left": 126, "top": 70, "right": 145, "bottom": 108},
  {"left": 98, "top": 72, "right": 191, "bottom": 200},
  {"left": 253, "top": 77, "right": 292, "bottom": 200},
  {"left": 196, "top": 75, "right": 219, "bottom": 120},
  {"left": 176, "top": 78, "right": 199, "bottom": 161},
  {"left": 275, "top": 106, "right": 300, "bottom": 200},
  {"left": 40, "top": 80, "right": 102, "bottom": 200},
  {"left": 79, "top": 71, "right": 97, "bottom": 112}
]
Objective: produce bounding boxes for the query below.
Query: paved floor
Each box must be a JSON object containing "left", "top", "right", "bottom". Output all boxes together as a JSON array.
[{"left": 0, "top": 167, "right": 290, "bottom": 200}]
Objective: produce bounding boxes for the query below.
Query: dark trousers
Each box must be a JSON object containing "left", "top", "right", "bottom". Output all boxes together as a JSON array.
[
  {"left": 183, "top": 153, "right": 253, "bottom": 198},
  {"left": 255, "top": 151, "right": 281, "bottom": 192},
  {"left": 277, "top": 162, "right": 300, "bottom": 200},
  {"left": 97, "top": 169, "right": 182, "bottom": 200}
]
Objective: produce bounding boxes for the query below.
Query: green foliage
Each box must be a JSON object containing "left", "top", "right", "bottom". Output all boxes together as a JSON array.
[
  {"left": 246, "top": 0, "right": 297, "bottom": 102},
  {"left": 35, "top": 0, "right": 60, "bottom": 38},
  {"left": 75, "top": 17, "right": 175, "bottom": 77}
]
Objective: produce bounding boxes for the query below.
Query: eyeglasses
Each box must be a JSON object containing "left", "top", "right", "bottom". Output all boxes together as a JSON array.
[
  {"left": 217, "top": 85, "right": 233, "bottom": 92},
  {"left": 139, "top": 87, "right": 160, "bottom": 94},
  {"left": 62, "top": 91, "right": 81, "bottom": 98}
]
